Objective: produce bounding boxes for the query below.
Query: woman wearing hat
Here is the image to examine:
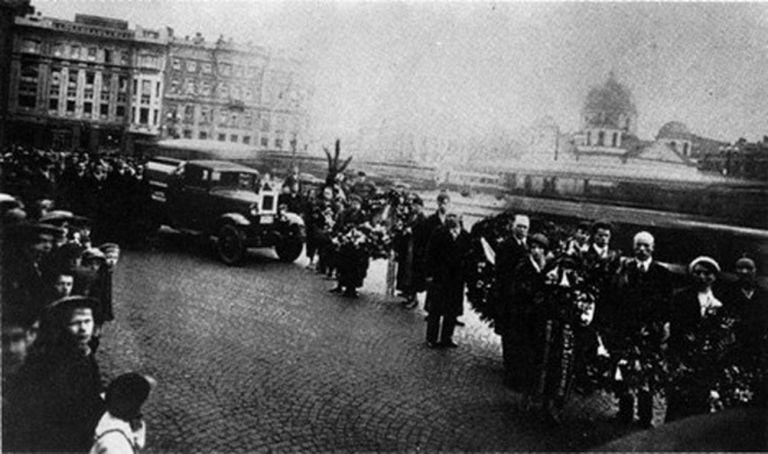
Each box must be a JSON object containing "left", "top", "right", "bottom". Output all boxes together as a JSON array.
[
  {"left": 666, "top": 256, "right": 739, "bottom": 422},
  {"left": 505, "top": 233, "right": 549, "bottom": 394}
]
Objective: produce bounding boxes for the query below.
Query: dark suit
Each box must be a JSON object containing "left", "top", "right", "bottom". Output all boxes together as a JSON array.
[
  {"left": 505, "top": 256, "right": 547, "bottom": 388},
  {"left": 424, "top": 226, "right": 470, "bottom": 345},
  {"left": 611, "top": 258, "right": 673, "bottom": 426},
  {"left": 494, "top": 237, "right": 528, "bottom": 327}
]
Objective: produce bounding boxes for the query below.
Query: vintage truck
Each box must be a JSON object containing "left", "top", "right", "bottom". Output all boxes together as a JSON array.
[{"left": 143, "top": 157, "right": 305, "bottom": 265}]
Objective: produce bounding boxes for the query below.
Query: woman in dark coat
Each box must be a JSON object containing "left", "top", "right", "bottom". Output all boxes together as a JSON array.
[
  {"left": 424, "top": 214, "right": 470, "bottom": 348},
  {"left": 505, "top": 233, "right": 549, "bottom": 392},
  {"left": 333, "top": 195, "right": 369, "bottom": 297},
  {"left": 394, "top": 197, "right": 427, "bottom": 308},
  {"left": 666, "top": 256, "right": 739, "bottom": 423}
]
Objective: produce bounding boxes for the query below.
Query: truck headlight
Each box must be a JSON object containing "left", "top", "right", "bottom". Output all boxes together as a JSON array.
[{"left": 249, "top": 203, "right": 259, "bottom": 217}]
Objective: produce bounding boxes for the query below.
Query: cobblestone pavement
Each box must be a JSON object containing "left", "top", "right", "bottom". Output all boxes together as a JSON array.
[{"left": 98, "top": 233, "right": 639, "bottom": 452}]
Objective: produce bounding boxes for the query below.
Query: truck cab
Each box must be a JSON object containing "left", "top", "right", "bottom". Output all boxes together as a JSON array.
[{"left": 144, "top": 158, "right": 304, "bottom": 265}]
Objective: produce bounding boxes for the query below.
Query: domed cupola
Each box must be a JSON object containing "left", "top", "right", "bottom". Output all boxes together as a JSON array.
[
  {"left": 580, "top": 72, "right": 637, "bottom": 153},
  {"left": 656, "top": 121, "right": 694, "bottom": 157}
]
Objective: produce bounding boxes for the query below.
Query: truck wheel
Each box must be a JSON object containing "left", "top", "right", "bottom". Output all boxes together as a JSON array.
[
  {"left": 216, "top": 224, "right": 246, "bottom": 265},
  {"left": 275, "top": 238, "right": 303, "bottom": 263}
]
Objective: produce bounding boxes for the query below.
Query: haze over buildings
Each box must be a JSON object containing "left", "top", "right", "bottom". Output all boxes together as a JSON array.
[{"left": 25, "top": 1, "right": 768, "bottom": 154}]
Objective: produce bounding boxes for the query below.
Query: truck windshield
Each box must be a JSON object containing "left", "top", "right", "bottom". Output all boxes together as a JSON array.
[{"left": 215, "top": 172, "right": 260, "bottom": 191}]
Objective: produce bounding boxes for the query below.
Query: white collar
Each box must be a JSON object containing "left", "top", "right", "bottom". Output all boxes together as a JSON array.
[
  {"left": 593, "top": 244, "right": 607, "bottom": 256},
  {"left": 697, "top": 288, "right": 723, "bottom": 316},
  {"left": 529, "top": 255, "right": 543, "bottom": 273},
  {"left": 94, "top": 411, "right": 146, "bottom": 450},
  {"left": 636, "top": 258, "right": 652, "bottom": 271}
]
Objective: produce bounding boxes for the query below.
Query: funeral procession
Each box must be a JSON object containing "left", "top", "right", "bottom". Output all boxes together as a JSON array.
[{"left": 1, "top": 1, "right": 767, "bottom": 452}]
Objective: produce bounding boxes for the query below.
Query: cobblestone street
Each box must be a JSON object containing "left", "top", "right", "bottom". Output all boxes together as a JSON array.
[{"left": 97, "top": 233, "right": 628, "bottom": 452}]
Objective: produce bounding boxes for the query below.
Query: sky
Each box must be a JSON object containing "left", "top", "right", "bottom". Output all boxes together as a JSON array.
[{"left": 33, "top": 1, "right": 768, "bottom": 145}]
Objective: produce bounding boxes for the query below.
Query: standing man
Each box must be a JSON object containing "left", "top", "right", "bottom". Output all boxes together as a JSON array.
[
  {"left": 349, "top": 171, "right": 377, "bottom": 203},
  {"left": 495, "top": 214, "right": 530, "bottom": 386},
  {"left": 411, "top": 192, "right": 451, "bottom": 311},
  {"left": 610, "top": 231, "right": 673, "bottom": 428},
  {"left": 424, "top": 213, "right": 470, "bottom": 348},
  {"left": 583, "top": 221, "right": 621, "bottom": 329}
]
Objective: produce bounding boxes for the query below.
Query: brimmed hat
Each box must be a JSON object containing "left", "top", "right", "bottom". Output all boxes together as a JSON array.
[
  {"left": 46, "top": 296, "right": 102, "bottom": 323},
  {"left": 82, "top": 247, "right": 107, "bottom": 263},
  {"left": 106, "top": 373, "right": 156, "bottom": 420},
  {"left": 735, "top": 257, "right": 756, "bottom": 270},
  {"left": 348, "top": 194, "right": 363, "bottom": 204},
  {"left": 529, "top": 233, "right": 550, "bottom": 249},
  {"left": 689, "top": 256, "right": 721, "bottom": 274},
  {"left": 99, "top": 243, "right": 120, "bottom": 262},
  {"left": 39, "top": 210, "right": 90, "bottom": 227},
  {"left": 20, "top": 223, "right": 66, "bottom": 243}
]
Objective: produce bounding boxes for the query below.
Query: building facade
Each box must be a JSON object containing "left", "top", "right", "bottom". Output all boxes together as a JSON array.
[
  {"left": 6, "top": 10, "right": 309, "bottom": 155},
  {"left": 6, "top": 13, "right": 168, "bottom": 152},
  {"left": 162, "top": 33, "right": 309, "bottom": 154}
]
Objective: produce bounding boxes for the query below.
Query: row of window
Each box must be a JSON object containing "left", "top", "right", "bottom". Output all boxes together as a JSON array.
[
  {"left": 46, "top": 97, "right": 126, "bottom": 119},
  {"left": 168, "top": 78, "right": 260, "bottom": 101},
  {"left": 21, "top": 38, "right": 161, "bottom": 68},
  {"left": 168, "top": 105, "right": 296, "bottom": 133},
  {"left": 586, "top": 130, "right": 621, "bottom": 148},
  {"left": 170, "top": 58, "right": 263, "bottom": 79},
  {"left": 178, "top": 130, "right": 285, "bottom": 148}
]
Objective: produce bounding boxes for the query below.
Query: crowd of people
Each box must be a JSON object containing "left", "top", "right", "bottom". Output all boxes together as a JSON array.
[
  {"left": 1, "top": 145, "right": 154, "bottom": 452},
  {"left": 464, "top": 213, "right": 767, "bottom": 425},
  {"left": 2, "top": 143, "right": 766, "bottom": 451}
]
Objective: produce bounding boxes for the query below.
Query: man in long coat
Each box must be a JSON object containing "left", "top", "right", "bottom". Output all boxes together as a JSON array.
[
  {"left": 494, "top": 214, "right": 530, "bottom": 386},
  {"left": 424, "top": 213, "right": 470, "bottom": 348}
]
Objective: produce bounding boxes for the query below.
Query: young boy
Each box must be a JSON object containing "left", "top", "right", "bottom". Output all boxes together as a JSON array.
[{"left": 91, "top": 373, "right": 156, "bottom": 454}]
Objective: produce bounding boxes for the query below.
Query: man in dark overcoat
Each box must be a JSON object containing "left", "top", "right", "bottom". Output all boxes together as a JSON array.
[
  {"left": 494, "top": 214, "right": 530, "bottom": 385},
  {"left": 609, "top": 231, "right": 673, "bottom": 428},
  {"left": 424, "top": 213, "right": 470, "bottom": 348}
]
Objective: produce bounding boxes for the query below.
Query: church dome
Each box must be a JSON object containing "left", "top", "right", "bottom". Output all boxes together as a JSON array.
[
  {"left": 583, "top": 73, "right": 637, "bottom": 116},
  {"left": 657, "top": 121, "right": 691, "bottom": 140}
]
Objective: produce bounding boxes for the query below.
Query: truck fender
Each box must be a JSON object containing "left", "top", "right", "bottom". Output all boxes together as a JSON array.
[{"left": 218, "top": 213, "right": 251, "bottom": 227}]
